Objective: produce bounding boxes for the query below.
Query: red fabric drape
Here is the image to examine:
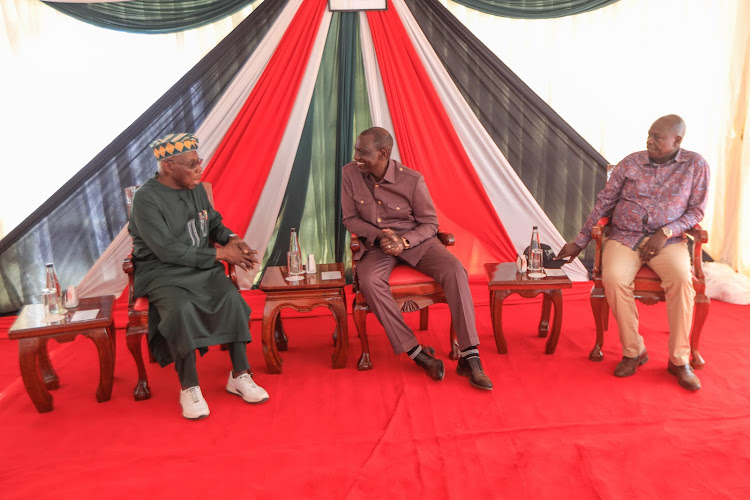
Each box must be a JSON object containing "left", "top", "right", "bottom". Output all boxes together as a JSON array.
[
  {"left": 201, "top": 0, "right": 327, "bottom": 236},
  {"left": 366, "top": 6, "right": 516, "bottom": 270}
]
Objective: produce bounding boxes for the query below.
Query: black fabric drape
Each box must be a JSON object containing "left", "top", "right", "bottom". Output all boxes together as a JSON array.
[
  {"left": 406, "top": 0, "right": 608, "bottom": 269},
  {"left": 0, "top": 0, "right": 288, "bottom": 313},
  {"left": 451, "top": 0, "right": 620, "bottom": 19},
  {"left": 44, "top": 0, "right": 260, "bottom": 34}
]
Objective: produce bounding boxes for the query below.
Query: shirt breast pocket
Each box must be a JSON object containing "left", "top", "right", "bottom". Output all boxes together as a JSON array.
[
  {"left": 353, "top": 193, "right": 373, "bottom": 209},
  {"left": 386, "top": 201, "right": 412, "bottom": 219}
]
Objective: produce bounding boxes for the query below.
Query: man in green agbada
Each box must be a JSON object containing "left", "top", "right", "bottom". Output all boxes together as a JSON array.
[{"left": 129, "top": 133, "right": 269, "bottom": 420}]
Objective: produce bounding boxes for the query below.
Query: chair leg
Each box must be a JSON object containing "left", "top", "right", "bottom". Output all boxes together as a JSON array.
[
  {"left": 354, "top": 304, "right": 372, "bottom": 371},
  {"left": 589, "top": 288, "right": 606, "bottom": 361},
  {"left": 419, "top": 307, "right": 429, "bottom": 331},
  {"left": 448, "top": 322, "right": 460, "bottom": 360},
  {"left": 126, "top": 327, "right": 151, "bottom": 401},
  {"left": 690, "top": 294, "right": 710, "bottom": 370}
]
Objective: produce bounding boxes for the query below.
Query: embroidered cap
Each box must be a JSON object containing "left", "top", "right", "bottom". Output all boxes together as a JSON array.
[{"left": 150, "top": 133, "right": 199, "bottom": 160}]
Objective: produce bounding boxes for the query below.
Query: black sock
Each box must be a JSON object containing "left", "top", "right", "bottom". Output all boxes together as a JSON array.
[
  {"left": 407, "top": 345, "right": 422, "bottom": 359},
  {"left": 461, "top": 345, "right": 479, "bottom": 360}
]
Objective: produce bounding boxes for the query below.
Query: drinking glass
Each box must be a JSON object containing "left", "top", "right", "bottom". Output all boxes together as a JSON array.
[
  {"left": 286, "top": 251, "right": 304, "bottom": 281},
  {"left": 529, "top": 248, "right": 544, "bottom": 276},
  {"left": 42, "top": 288, "right": 64, "bottom": 321}
]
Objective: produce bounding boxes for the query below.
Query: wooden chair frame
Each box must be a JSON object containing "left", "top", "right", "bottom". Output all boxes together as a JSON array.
[
  {"left": 589, "top": 217, "right": 709, "bottom": 369},
  {"left": 350, "top": 232, "right": 459, "bottom": 371}
]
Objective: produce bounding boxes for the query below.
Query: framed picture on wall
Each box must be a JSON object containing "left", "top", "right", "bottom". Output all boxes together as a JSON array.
[{"left": 328, "top": 0, "right": 387, "bottom": 11}]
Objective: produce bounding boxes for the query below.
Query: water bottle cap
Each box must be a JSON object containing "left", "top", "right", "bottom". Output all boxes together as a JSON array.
[{"left": 46, "top": 263, "right": 54, "bottom": 267}]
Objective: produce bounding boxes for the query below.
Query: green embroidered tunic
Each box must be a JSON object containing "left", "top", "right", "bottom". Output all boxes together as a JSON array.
[{"left": 129, "top": 176, "right": 251, "bottom": 366}]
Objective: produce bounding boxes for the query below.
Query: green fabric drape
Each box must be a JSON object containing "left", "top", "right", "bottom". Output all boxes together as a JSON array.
[
  {"left": 450, "top": 0, "right": 620, "bottom": 18},
  {"left": 43, "top": 0, "right": 260, "bottom": 34},
  {"left": 258, "top": 11, "right": 371, "bottom": 285}
]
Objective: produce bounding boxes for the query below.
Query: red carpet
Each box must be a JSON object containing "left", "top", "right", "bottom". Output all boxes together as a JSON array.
[{"left": 1, "top": 282, "right": 749, "bottom": 499}]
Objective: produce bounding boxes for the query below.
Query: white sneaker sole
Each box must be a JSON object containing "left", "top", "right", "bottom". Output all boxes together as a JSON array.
[
  {"left": 182, "top": 409, "right": 210, "bottom": 420},
  {"left": 226, "top": 386, "right": 269, "bottom": 404}
]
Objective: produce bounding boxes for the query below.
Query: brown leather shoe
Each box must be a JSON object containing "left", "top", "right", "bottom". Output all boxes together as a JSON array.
[
  {"left": 613, "top": 349, "right": 649, "bottom": 377},
  {"left": 667, "top": 360, "right": 701, "bottom": 391},
  {"left": 456, "top": 356, "right": 493, "bottom": 390},
  {"left": 414, "top": 346, "right": 444, "bottom": 381}
]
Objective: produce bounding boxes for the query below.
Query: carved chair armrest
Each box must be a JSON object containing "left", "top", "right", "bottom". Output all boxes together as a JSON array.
[
  {"left": 685, "top": 224, "right": 708, "bottom": 280},
  {"left": 591, "top": 217, "right": 610, "bottom": 276},
  {"left": 437, "top": 231, "right": 455, "bottom": 247},
  {"left": 123, "top": 252, "right": 136, "bottom": 309},
  {"left": 350, "top": 234, "right": 361, "bottom": 254}
]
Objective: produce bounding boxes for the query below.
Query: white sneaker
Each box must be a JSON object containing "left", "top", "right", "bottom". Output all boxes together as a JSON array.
[
  {"left": 180, "top": 386, "right": 210, "bottom": 420},
  {"left": 226, "top": 372, "right": 269, "bottom": 404}
]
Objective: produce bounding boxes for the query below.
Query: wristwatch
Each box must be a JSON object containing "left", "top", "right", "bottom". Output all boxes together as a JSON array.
[
  {"left": 402, "top": 237, "right": 411, "bottom": 249},
  {"left": 660, "top": 227, "right": 673, "bottom": 238}
]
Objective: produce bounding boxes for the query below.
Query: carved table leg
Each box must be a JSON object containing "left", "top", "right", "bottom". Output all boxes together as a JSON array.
[
  {"left": 38, "top": 338, "right": 60, "bottom": 390},
  {"left": 87, "top": 327, "right": 115, "bottom": 403},
  {"left": 329, "top": 295, "right": 349, "bottom": 369},
  {"left": 108, "top": 316, "right": 117, "bottom": 367},
  {"left": 273, "top": 315, "right": 289, "bottom": 352},
  {"left": 19, "top": 337, "right": 54, "bottom": 413},
  {"left": 544, "top": 290, "right": 563, "bottom": 354},
  {"left": 538, "top": 294, "right": 552, "bottom": 338},
  {"left": 492, "top": 290, "right": 511, "bottom": 354},
  {"left": 262, "top": 300, "right": 283, "bottom": 374}
]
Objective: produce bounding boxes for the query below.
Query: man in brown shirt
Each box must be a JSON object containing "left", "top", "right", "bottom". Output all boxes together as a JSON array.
[{"left": 341, "top": 127, "right": 492, "bottom": 390}]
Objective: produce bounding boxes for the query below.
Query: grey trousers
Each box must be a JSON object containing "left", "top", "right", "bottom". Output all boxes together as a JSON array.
[{"left": 356, "top": 244, "right": 479, "bottom": 354}]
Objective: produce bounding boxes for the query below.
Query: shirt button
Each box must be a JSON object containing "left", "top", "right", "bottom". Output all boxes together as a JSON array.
[
  {"left": 360, "top": 200, "right": 364, "bottom": 204},
  {"left": 396, "top": 207, "right": 400, "bottom": 211},
  {"left": 377, "top": 217, "right": 382, "bottom": 223},
  {"left": 374, "top": 184, "right": 379, "bottom": 188},
  {"left": 378, "top": 200, "right": 382, "bottom": 205},
  {"left": 399, "top": 167, "right": 403, "bottom": 171}
]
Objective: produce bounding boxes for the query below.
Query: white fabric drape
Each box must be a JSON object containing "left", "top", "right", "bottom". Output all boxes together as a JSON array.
[
  {"left": 441, "top": 0, "right": 750, "bottom": 276},
  {"left": 392, "top": 0, "right": 588, "bottom": 281}
]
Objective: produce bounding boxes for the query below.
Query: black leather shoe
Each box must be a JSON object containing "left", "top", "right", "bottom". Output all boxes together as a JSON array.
[
  {"left": 456, "top": 356, "right": 493, "bottom": 390},
  {"left": 413, "top": 346, "right": 444, "bottom": 381},
  {"left": 667, "top": 360, "right": 701, "bottom": 391},
  {"left": 613, "top": 349, "right": 649, "bottom": 377}
]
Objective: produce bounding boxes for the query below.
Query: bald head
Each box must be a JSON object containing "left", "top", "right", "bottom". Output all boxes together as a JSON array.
[{"left": 647, "top": 115, "right": 685, "bottom": 164}]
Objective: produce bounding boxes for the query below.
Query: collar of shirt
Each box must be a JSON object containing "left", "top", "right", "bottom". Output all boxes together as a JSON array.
[
  {"left": 640, "top": 148, "right": 684, "bottom": 168},
  {"left": 367, "top": 159, "right": 396, "bottom": 184}
]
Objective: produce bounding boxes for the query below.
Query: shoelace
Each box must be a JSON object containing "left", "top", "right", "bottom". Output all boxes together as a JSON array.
[
  {"left": 237, "top": 374, "right": 258, "bottom": 388},
  {"left": 187, "top": 387, "right": 202, "bottom": 403}
]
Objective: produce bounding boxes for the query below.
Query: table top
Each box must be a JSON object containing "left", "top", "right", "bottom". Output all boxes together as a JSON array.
[
  {"left": 9, "top": 295, "right": 115, "bottom": 339},
  {"left": 484, "top": 262, "right": 573, "bottom": 289},
  {"left": 259, "top": 262, "right": 346, "bottom": 292}
]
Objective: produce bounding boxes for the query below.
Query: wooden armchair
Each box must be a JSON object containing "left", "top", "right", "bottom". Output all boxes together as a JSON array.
[
  {"left": 589, "top": 217, "right": 709, "bottom": 368},
  {"left": 122, "top": 182, "right": 239, "bottom": 400},
  {"left": 350, "top": 232, "right": 459, "bottom": 370}
]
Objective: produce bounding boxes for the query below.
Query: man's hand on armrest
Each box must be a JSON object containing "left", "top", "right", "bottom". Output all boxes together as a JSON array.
[{"left": 216, "top": 237, "right": 259, "bottom": 272}]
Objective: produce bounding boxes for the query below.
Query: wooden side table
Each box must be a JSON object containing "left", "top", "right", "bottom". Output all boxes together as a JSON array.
[
  {"left": 484, "top": 263, "right": 572, "bottom": 354},
  {"left": 8, "top": 295, "right": 116, "bottom": 413},
  {"left": 259, "top": 263, "right": 348, "bottom": 374}
]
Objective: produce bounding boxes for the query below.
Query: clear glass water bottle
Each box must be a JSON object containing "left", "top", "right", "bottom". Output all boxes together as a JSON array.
[
  {"left": 288, "top": 228, "right": 303, "bottom": 277},
  {"left": 528, "top": 226, "right": 541, "bottom": 272},
  {"left": 45, "top": 263, "right": 67, "bottom": 314}
]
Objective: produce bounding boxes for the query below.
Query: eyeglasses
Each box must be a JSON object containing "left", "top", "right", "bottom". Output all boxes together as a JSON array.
[{"left": 168, "top": 158, "right": 204, "bottom": 169}]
